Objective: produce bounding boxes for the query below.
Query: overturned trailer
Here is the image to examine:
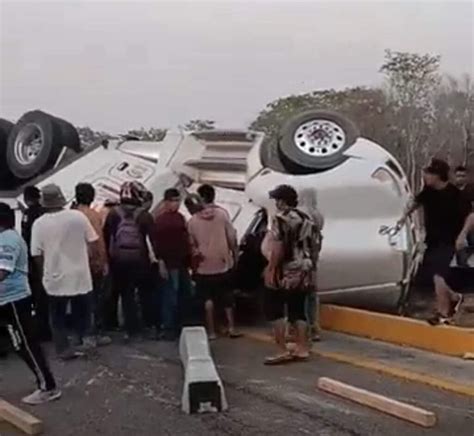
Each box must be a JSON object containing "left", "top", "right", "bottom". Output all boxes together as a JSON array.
[{"left": 0, "top": 110, "right": 423, "bottom": 312}]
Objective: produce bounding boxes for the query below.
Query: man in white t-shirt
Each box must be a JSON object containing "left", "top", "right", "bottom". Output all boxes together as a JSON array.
[{"left": 31, "top": 184, "right": 99, "bottom": 360}]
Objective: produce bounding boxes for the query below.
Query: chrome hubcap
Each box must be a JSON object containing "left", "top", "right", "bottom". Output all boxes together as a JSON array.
[
  {"left": 14, "top": 123, "right": 44, "bottom": 165},
  {"left": 293, "top": 119, "right": 346, "bottom": 157}
]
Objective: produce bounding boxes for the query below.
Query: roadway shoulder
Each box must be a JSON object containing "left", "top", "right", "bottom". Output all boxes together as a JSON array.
[
  {"left": 243, "top": 328, "right": 474, "bottom": 398},
  {"left": 319, "top": 304, "right": 474, "bottom": 357}
]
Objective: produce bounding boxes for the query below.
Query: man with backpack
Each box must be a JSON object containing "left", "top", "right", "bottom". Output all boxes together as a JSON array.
[
  {"left": 104, "top": 181, "right": 158, "bottom": 341},
  {"left": 262, "top": 185, "right": 322, "bottom": 365}
]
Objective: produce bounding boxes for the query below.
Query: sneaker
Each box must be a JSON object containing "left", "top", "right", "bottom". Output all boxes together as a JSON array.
[
  {"left": 58, "top": 349, "right": 85, "bottom": 361},
  {"left": 96, "top": 335, "right": 112, "bottom": 346},
  {"left": 77, "top": 336, "right": 98, "bottom": 350},
  {"left": 22, "top": 389, "right": 62, "bottom": 405}
]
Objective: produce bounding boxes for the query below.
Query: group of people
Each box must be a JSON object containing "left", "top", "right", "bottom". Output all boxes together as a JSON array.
[
  {"left": 1, "top": 156, "right": 473, "bottom": 404},
  {"left": 0, "top": 179, "right": 271, "bottom": 405}
]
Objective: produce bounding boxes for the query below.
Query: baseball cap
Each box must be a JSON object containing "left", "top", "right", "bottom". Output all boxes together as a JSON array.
[{"left": 269, "top": 184, "right": 298, "bottom": 203}]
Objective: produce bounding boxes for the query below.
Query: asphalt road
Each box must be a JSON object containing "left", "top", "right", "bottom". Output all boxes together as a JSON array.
[{"left": 0, "top": 337, "right": 473, "bottom": 436}]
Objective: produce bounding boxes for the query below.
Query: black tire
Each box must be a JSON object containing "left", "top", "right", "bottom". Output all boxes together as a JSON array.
[
  {"left": 6, "top": 110, "right": 64, "bottom": 180},
  {"left": 54, "top": 116, "right": 81, "bottom": 152},
  {"left": 0, "top": 118, "right": 15, "bottom": 180},
  {"left": 278, "top": 110, "right": 360, "bottom": 171}
]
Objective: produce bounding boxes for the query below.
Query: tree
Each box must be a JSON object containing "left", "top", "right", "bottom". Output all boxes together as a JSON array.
[
  {"left": 125, "top": 127, "right": 167, "bottom": 141},
  {"left": 434, "top": 75, "right": 474, "bottom": 168},
  {"left": 181, "top": 119, "right": 216, "bottom": 132},
  {"left": 76, "top": 126, "right": 113, "bottom": 148},
  {"left": 380, "top": 50, "right": 441, "bottom": 188}
]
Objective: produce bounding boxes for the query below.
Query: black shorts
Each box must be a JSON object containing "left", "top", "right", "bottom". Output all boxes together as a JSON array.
[
  {"left": 265, "top": 289, "right": 307, "bottom": 324},
  {"left": 423, "top": 244, "right": 455, "bottom": 280},
  {"left": 194, "top": 272, "right": 234, "bottom": 309}
]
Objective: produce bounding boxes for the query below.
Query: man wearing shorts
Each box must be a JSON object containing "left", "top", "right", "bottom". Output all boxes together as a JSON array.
[
  {"left": 188, "top": 189, "right": 240, "bottom": 340},
  {"left": 262, "top": 185, "right": 320, "bottom": 364},
  {"left": 399, "top": 159, "right": 470, "bottom": 324}
]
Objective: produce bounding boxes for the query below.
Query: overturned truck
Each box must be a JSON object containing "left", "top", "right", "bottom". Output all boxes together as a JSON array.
[{"left": 0, "top": 109, "right": 422, "bottom": 312}]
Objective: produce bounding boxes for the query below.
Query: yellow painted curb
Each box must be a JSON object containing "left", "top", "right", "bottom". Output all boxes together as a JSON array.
[
  {"left": 319, "top": 305, "right": 474, "bottom": 357},
  {"left": 244, "top": 331, "right": 474, "bottom": 398}
]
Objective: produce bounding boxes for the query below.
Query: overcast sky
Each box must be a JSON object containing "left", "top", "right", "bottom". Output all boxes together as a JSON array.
[{"left": 0, "top": 0, "right": 472, "bottom": 133}]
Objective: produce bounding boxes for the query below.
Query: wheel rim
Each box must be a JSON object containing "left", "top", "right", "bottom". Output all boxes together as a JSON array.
[
  {"left": 14, "top": 123, "right": 44, "bottom": 165},
  {"left": 293, "top": 119, "right": 346, "bottom": 157}
]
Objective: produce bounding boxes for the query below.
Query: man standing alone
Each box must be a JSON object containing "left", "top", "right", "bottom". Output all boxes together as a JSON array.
[
  {"left": 31, "top": 184, "right": 99, "bottom": 359},
  {"left": 399, "top": 160, "right": 470, "bottom": 324}
]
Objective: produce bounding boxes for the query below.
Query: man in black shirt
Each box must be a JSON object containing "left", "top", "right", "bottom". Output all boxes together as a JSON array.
[
  {"left": 399, "top": 159, "right": 471, "bottom": 325},
  {"left": 21, "top": 186, "right": 50, "bottom": 340}
]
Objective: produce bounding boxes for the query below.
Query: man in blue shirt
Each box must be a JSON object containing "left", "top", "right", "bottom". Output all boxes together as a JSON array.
[{"left": 0, "top": 202, "right": 60, "bottom": 405}]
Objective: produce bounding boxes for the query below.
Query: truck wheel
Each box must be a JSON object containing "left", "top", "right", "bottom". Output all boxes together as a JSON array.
[
  {"left": 0, "top": 118, "right": 14, "bottom": 169},
  {"left": 54, "top": 116, "right": 82, "bottom": 152},
  {"left": 278, "top": 110, "right": 359, "bottom": 171},
  {"left": 6, "top": 111, "right": 65, "bottom": 180}
]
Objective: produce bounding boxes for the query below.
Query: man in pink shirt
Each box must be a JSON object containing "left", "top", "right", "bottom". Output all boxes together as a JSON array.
[{"left": 188, "top": 185, "right": 240, "bottom": 339}]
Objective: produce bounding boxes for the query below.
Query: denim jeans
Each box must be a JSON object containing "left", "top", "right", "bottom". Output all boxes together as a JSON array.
[
  {"left": 138, "top": 264, "right": 161, "bottom": 329},
  {"left": 161, "top": 268, "right": 193, "bottom": 337},
  {"left": 111, "top": 263, "right": 148, "bottom": 336},
  {"left": 49, "top": 293, "right": 92, "bottom": 354},
  {"left": 90, "top": 273, "right": 108, "bottom": 335}
]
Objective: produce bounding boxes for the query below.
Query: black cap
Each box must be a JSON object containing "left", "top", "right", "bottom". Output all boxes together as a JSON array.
[{"left": 269, "top": 184, "right": 298, "bottom": 203}]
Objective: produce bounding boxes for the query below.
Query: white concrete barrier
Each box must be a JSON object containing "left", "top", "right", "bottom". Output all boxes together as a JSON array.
[{"left": 179, "top": 326, "right": 228, "bottom": 414}]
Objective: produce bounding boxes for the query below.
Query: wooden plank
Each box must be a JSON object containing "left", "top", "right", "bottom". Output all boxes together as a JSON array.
[
  {"left": 317, "top": 377, "right": 436, "bottom": 428},
  {"left": 0, "top": 399, "right": 43, "bottom": 435}
]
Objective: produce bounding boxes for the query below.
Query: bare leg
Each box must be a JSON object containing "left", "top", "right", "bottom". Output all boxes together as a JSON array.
[
  {"left": 273, "top": 318, "right": 287, "bottom": 353},
  {"left": 225, "top": 307, "right": 242, "bottom": 336},
  {"left": 205, "top": 300, "right": 216, "bottom": 339},
  {"left": 433, "top": 275, "right": 459, "bottom": 317},
  {"left": 294, "top": 320, "right": 309, "bottom": 357}
]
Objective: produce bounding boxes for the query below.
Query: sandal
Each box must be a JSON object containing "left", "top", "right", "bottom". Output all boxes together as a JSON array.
[
  {"left": 452, "top": 294, "right": 464, "bottom": 316},
  {"left": 427, "top": 313, "right": 452, "bottom": 326},
  {"left": 292, "top": 349, "right": 310, "bottom": 361},
  {"left": 264, "top": 352, "right": 295, "bottom": 365}
]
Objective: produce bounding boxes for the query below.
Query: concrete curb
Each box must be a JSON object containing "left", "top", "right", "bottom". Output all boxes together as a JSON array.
[
  {"left": 244, "top": 331, "right": 474, "bottom": 398},
  {"left": 320, "top": 305, "right": 474, "bottom": 358},
  {"left": 179, "top": 327, "right": 228, "bottom": 414}
]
